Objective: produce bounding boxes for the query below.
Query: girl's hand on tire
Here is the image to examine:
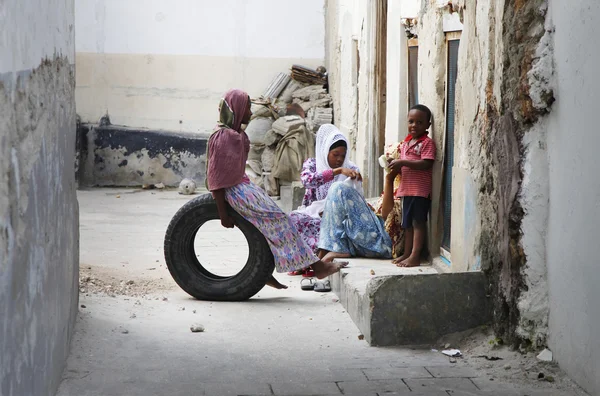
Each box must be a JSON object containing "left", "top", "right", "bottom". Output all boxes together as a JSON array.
[{"left": 221, "top": 216, "right": 235, "bottom": 229}]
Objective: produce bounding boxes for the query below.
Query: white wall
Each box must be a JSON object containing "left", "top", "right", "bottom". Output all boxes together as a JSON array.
[
  {"left": 385, "top": 0, "right": 420, "bottom": 146},
  {"left": 0, "top": 0, "right": 74, "bottom": 71},
  {"left": 75, "top": 0, "right": 325, "bottom": 132},
  {"left": 546, "top": 1, "right": 600, "bottom": 394},
  {"left": 1, "top": 1, "right": 79, "bottom": 395}
]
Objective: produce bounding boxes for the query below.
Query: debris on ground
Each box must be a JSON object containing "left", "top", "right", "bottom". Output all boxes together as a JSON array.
[
  {"left": 155, "top": 183, "right": 165, "bottom": 189},
  {"left": 190, "top": 324, "right": 205, "bottom": 333},
  {"left": 537, "top": 348, "right": 553, "bottom": 362},
  {"left": 475, "top": 355, "right": 503, "bottom": 361},
  {"left": 78, "top": 266, "right": 174, "bottom": 298},
  {"left": 80, "top": 304, "right": 86, "bottom": 309},
  {"left": 433, "top": 327, "right": 585, "bottom": 394},
  {"left": 178, "top": 178, "right": 197, "bottom": 195},
  {"left": 244, "top": 64, "right": 332, "bottom": 197},
  {"left": 358, "top": 334, "right": 365, "bottom": 340},
  {"left": 291, "top": 64, "right": 327, "bottom": 85},
  {"left": 130, "top": 313, "right": 136, "bottom": 319},
  {"left": 442, "top": 349, "right": 462, "bottom": 358},
  {"left": 370, "top": 269, "right": 376, "bottom": 275}
]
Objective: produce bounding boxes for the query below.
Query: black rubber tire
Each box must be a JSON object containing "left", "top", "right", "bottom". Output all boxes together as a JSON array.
[{"left": 164, "top": 193, "right": 275, "bottom": 301}]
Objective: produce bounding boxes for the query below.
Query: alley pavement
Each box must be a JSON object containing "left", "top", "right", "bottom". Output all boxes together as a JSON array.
[{"left": 56, "top": 188, "right": 588, "bottom": 396}]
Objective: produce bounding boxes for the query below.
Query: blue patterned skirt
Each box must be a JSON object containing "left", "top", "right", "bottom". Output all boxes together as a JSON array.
[{"left": 318, "top": 182, "right": 392, "bottom": 258}]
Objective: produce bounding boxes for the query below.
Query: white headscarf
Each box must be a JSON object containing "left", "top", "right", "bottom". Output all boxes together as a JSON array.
[{"left": 314, "top": 124, "right": 359, "bottom": 200}]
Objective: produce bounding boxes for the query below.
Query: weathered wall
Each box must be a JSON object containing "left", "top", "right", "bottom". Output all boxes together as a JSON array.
[
  {"left": 414, "top": 1, "right": 448, "bottom": 260},
  {"left": 75, "top": 0, "right": 325, "bottom": 133},
  {"left": 384, "top": 0, "right": 419, "bottom": 146},
  {"left": 545, "top": 1, "right": 600, "bottom": 394},
  {"left": 0, "top": 1, "right": 79, "bottom": 395},
  {"left": 325, "top": 0, "right": 392, "bottom": 196},
  {"left": 325, "top": 0, "right": 369, "bottom": 180},
  {"left": 448, "top": 0, "right": 553, "bottom": 346},
  {"left": 77, "top": 123, "right": 207, "bottom": 187}
]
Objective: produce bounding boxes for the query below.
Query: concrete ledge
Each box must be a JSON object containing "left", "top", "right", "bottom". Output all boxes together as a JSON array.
[
  {"left": 331, "top": 259, "right": 491, "bottom": 346},
  {"left": 77, "top": 122, "right": 208, "bottom": 187}
]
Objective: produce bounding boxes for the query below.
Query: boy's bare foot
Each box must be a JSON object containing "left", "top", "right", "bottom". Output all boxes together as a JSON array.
[
  {"left": 396, "top": 256, "right": 421, "bottom": 268},
  {"left": 266, "top": 275, "right": 288, "bottom": 289},
  {"left": 392, "top": 253, "right": 410, "bottom": 265},
  {"left": 322, "top": 251, "right": 351, "bottom": 263},
  {"left": 312, "top": 260, "right": 348, "bottom": 279}
]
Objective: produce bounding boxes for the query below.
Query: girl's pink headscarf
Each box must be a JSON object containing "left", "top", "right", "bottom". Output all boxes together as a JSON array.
[{"left": 206, "top": 89, "right": 251, "bottom": 191}]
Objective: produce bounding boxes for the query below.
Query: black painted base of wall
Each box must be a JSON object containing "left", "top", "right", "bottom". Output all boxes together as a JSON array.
[{"left": 76, "top": 123, "right": 208, "bottom": 187}]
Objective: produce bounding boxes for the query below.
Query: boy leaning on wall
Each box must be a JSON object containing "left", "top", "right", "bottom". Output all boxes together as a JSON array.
[{"left": 388, "top": 104, "right": 436, "bottom": 268}]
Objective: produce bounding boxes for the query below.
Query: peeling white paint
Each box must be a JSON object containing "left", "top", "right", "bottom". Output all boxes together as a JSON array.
[
  {"left": 518, "top": 120, "right": 550, "bottom": 346},
  {"left": 528, "top": 26, "right": 555, "bottom": 111}
]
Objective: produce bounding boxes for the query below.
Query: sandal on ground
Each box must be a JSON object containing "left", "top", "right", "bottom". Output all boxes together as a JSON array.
[
  {"left": 302, "top": 268, "right": 316, "bottom": 278},
  {"left": 313, "top": 279, "right": 332, "bottom": 293},
  {"left": 300, "top": 278, "right": 316, "bottom": 291},
  {"left": 287, "top": 269, "right": 305, "bottom": 276}
]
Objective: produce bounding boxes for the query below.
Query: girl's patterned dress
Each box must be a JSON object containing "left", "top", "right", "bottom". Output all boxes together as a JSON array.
[
  {"left": 225, "top": 176, "right": 318, "bottom": 273},
  {"left": 289, "top": 158, "right": 360, "bottom": 253}
]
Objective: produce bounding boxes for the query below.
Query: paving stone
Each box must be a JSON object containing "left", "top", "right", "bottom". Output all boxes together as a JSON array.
[
  {"left": 445, "top": 390, "right": 519, "bottom": 396},
  {"left": 405, "top": 378, "right": 479, "bottom": 393},
  {"left": 390, "top": 355, "right": 452, "bottom": 367},
  {"left": 202, "top": 381, "right": 271, "bottom": 396},
  {"left": 426, "top": 365, "right": 481, "bottom": 378},
  {"left": 469, "top": 378, "right": 584, "bottom": 396},
  {"left": 379, "top": 392, "right": 448, "bottom": 396},
  {"left": 337, "top": 379, "right": 410, "bottom": 394},
  {"left": 311, "top": 368, "right": 367, "bottom": 382},
  {"left": 270, "top": 381, "right": 341, "bottom": 395},
  {"left": 469, "top": 378, "right": 523, "bottom": 394},
  {"left": 362, "top": 366, "right": 432, "bottom": 380},
  {"left": 336, "top": 358, "right": 393, "bottom": 369}
]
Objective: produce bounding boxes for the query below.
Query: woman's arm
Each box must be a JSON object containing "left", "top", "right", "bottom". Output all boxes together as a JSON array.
[
  {"left": 381, "top": 170, "right": 399, "bottom": 221},
  {"left": 212, "top": 189, "right": 235, "bottom": 228},
  {"left": 300, "top": 158, "right": 335, "bottom": 188}
]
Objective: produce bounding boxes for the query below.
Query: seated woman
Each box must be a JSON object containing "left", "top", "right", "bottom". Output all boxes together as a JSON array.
[
  {"left": 206, "top": 89, "right": 347, "bottom": 288},
  {"left": 291, "top": 124, "right": 399, "bottom": 265},
  {"left": 288, "top": 125, "right": 361, "bottom": 274}
]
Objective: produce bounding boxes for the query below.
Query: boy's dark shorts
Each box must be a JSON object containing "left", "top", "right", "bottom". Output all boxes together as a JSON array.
[{"left": 402, "top": 196, "right": 431, "bottom": 228}]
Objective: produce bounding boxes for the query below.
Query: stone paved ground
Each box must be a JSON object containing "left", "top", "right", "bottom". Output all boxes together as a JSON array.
[{"left": 57, "top": 189, "right": 588, "bottom": 396}]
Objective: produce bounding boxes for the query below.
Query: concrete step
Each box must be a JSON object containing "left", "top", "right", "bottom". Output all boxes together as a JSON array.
[{"left": 330, "top": 259, "right": 491, "bottom": 346}]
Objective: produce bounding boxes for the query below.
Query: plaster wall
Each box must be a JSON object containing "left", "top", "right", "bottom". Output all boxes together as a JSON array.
[
  {"left": 545, "top": 1, "right": 600, "bottom": 393},
  {"left": 0, "top": 1, "right": 79, "bottom": 395},
  {"left": 413, "top": 1, "right": 449, "bottom": 259},
  {"left": 75, "top": 0, "right": 325, "bottom": 133},
  {"left": 325, "top": 0, "right": 369, "bottom": 189},
  {"left": 418, "top": 0, "right": 553, "bottom": 348},
  {"left": 384, "top": 0, "right": 414, "bottom": 146},
  {"left": 326, "top": 0, "right": 396, "bottom": 196}
]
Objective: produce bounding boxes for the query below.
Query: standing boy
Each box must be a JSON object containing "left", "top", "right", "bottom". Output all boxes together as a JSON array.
[{"left": 389, "top": 104, "right": 436, "bottom": 267}]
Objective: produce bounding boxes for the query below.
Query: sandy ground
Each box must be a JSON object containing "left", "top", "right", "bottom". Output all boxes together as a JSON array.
[{"left": 56, "top": 188, "right": 588, "bottom": 396}]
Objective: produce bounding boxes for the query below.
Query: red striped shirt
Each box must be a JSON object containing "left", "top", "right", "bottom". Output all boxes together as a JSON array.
[{"left": 396, "top": 137, "right": 436, "bottom": 198}]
